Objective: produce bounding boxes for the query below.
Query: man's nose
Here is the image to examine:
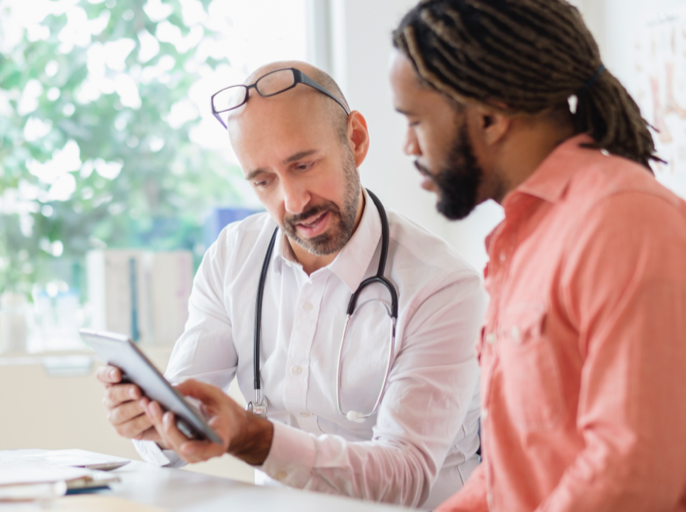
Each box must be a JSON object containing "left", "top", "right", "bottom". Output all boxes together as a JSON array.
[
  {"left": 403, "top": 128, "right": 420, "bottom": 156},
  {"left": 281, "top": 179, "right": 310, "bottom": 214}
]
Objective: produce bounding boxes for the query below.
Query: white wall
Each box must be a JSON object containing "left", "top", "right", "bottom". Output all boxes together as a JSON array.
[
  {"left": 326, "top": 0, "right": 460, "bottom": 247},
  {"left": 603, "top": 0, "right": 686, "bottom": 75}
]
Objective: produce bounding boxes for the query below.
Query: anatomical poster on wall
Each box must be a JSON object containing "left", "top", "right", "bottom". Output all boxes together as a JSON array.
[
  {"left": 630, "top": 9, "right": 686, "bottom": 199},
  {"left": 625, "top": 9, "right": 686, "bottom": 199}
]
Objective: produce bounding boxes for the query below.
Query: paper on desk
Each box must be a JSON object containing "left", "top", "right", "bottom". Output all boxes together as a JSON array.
[
  {"left": 0, "top": 449, "right": 130, "bottom": 471},
  {"left": 0, "top": 460, "right": 120, "bottom": 502},
  {"left": 0, "top": 464, "right": 82, "bottom": 502},
  {"left": 0, "top": 481, "right": 67, "bottom": 502},
  {"left": 0, "top": 463, "right": 90, "bottom": 486},
  {"left": 4, "top": 495, "right": 170, "bottom": 511}
]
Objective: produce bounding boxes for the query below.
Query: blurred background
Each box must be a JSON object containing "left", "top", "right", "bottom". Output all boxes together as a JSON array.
[{"left": 1, "top": 0, "right": 685, "bottom": 483}]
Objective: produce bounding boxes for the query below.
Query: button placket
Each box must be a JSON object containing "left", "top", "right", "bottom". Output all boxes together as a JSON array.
[{"left": 284, "top": 274, "right": 327, "bottom": 415}]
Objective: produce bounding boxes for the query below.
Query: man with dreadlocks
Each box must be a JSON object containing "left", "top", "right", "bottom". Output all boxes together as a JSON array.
[{"left": 390, "top": 0, "right": 686, "bottom": 511}]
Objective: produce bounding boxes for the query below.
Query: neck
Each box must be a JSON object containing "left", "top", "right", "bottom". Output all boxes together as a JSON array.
[
  {"left": 289, "top": 190, "right": 366, "bottom": 275},
  {"left": 492, "top": 118, "right": 576, "bottom": 204}
]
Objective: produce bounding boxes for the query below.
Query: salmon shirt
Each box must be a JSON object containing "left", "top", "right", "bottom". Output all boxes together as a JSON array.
[{"left": 439, "top": 135, "right": 686, "bottom": 512}]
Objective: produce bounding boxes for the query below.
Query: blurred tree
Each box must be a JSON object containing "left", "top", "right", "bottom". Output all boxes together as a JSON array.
[{"left": 0, "top": 0, "right": 244, "bottom": 297}]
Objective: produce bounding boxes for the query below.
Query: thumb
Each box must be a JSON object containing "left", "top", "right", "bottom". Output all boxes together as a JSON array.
[{"left": 175, "top": 379, "right": 223, "bottom": 405}]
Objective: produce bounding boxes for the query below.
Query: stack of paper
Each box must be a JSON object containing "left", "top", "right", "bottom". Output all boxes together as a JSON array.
[
  {"left": 0, "top": 449, "right": 130, "bottom": 471},
  {"left": 0, "top": 458, "right": 120, "bottom": 502}
]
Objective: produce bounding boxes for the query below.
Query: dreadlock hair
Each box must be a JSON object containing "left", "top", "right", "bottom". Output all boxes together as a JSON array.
[{"left": 393, "top": 0, "right": 662, "bottom": 170}]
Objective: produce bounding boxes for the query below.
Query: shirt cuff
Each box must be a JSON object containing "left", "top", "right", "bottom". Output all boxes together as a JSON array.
[
  {"left": 256, "top": 421, "right": 316, "bottom": 488},
  {"left": 132, "top": 439, "right": 187, "bottom": 468}
]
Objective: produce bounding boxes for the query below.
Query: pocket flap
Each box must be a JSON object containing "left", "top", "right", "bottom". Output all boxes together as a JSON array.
[{"left": 499, "top": 303, "right": 546, "bottom": 342}]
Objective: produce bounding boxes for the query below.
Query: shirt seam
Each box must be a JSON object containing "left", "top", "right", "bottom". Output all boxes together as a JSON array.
[{"left": 558, "top": 188, "right": 684, "bottom": 334}]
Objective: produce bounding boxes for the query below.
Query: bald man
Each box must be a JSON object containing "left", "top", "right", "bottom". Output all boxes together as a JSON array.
[{"left": 97, "top": 61, "right": 486, "bottom": 510}]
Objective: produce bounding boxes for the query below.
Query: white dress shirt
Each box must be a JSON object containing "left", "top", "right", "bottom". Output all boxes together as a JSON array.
[{"left": 135, "top": 190, "right": 486, "bottom": 510}]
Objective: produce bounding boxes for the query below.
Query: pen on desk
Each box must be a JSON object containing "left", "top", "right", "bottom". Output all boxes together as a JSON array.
[{"left": 0, "top": 481, "right": 67, "bottom": 502}]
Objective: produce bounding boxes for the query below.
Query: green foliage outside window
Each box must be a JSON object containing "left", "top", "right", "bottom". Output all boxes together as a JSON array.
[{"left": 0, "top": 0, "right": 243, "bottom": 298}]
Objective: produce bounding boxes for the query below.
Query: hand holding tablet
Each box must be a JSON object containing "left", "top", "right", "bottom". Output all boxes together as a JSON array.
[{"left": 83, "top": 329, "right": 223, "bottom": 445}]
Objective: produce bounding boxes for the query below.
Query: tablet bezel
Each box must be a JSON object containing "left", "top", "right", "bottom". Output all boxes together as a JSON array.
[{"left": 80, "top": 329, "right": 223, "bottom": 445}]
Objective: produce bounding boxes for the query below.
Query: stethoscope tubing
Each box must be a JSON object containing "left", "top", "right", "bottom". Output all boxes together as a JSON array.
[{"left": 250, "top": 189, "right": 398, "bottom": 421}]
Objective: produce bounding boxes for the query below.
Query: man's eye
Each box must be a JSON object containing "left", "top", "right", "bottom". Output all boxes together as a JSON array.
[
  {"left": 253, "top": 178, "right": 271, "bottom": 188},
  {"left": 295, "top": 161, "right": 314, "bottom": 172}
]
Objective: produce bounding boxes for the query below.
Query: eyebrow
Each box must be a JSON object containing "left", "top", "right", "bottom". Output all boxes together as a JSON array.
[
  {"left": 394, "top": 106, "right": 416, "bottom": 116},
  {"left": 244, "top": 150, "right": 319, "bottom": 181},
  {"left": 245, "top": 168, "right": 268, "bottom": 181},
  {"left": 283, "top": 149, "right": 318, "bottom": 164}
]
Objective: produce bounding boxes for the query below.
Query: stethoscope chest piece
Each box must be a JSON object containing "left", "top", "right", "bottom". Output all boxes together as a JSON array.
[{"left": 247, "top": 389, "right": 268, "bottom": 418}]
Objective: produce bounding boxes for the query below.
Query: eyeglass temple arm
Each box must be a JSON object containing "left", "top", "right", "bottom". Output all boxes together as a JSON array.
[
  {"left": 212, "top": 110, "right": 227, "bottom": 129},
  {"left": 295, "top": 70, "right": 350, "bottom": 116}
]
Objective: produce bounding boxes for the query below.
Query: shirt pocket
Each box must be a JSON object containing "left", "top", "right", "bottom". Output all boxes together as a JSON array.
[{"left": 498, "top": 305, "right": 565, "bottom": 431}]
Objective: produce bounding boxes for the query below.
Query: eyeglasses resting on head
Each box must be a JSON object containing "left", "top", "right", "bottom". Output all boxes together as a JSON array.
[{"left": 211, "top": 67, "right": 350, "bottom": 129}]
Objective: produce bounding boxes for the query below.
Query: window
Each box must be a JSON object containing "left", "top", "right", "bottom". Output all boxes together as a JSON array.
[{"left": 0, "top": 0, "right": 308, "bottom": 351}]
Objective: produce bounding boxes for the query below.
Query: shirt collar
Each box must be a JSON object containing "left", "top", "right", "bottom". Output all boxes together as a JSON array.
[
  {"left": 485, "top": 133, "right": 597, "bottom": 255},
  {"left": 272, "top": 226, "right": 297, "bottom": 274},
  {"left": 328, "top": 189, "right": 382, "bottom": 293},
  {"left": 506, "top": 133, "right": 596, "bottom": 206},
  {"left": 271, "top": 189, "right": 381, "bottom": 292}
]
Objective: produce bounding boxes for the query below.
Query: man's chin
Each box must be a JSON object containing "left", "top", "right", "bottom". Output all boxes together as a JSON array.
[
  {"left": 436, "top": 195, "right": 477, "bottom": 221},
  {"left": 288, "top": 231, "right": 340, "bottom": 257}
]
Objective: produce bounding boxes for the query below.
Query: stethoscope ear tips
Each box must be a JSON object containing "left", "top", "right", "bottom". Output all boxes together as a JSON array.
[{"left": 346, "top": 410, "right": 366, "bottom": 423}]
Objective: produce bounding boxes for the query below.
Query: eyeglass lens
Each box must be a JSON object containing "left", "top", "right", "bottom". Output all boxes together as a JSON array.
[
  {"left": 256, "top": 69, "right": 296, "bottom": 97},
  {"left": 213, "top": 69, "right": 297, "bottom": 114},
  {"left": 214, "top": 87, "right": 248, "bottom": 113}
]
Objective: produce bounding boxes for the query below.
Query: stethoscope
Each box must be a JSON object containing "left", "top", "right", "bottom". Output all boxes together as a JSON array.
[{"left": 247, "top": 190, "right": 399, "bottom": 423}]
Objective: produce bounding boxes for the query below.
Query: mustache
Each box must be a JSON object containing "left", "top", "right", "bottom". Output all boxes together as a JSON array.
[
  {"left": 413, "top": 159, "right": 432, "bottom": 178},
  {"left": 284, "top": 203, "right": 336, "bottom": 226}
]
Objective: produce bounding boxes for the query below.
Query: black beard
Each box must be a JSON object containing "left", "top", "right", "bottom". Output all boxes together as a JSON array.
[
  {"left": 282, "top": 149, "right": 360, "bottom": 256},
  {"left": 415, "top": 122, "right": 483, "bottom": 220}
]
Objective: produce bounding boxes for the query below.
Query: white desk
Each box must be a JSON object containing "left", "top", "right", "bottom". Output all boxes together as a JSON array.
[{"left": 3, "top": 460, "right": 412, "bottom": 512}]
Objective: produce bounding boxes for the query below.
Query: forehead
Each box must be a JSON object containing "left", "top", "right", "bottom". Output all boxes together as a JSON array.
[
  {"left": 389, "top": 51, "right": 462, "bottom": 115},
  {"left": 227, "top": 92, "right": 336, "bottom": 166},
  {"left": 389, "top": 51, "right": 423, "bottom": 90}
]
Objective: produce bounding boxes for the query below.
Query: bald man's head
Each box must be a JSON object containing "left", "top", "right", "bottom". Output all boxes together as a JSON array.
[{"left": 244, "top": 61, "right": 351, "bottom": 144}]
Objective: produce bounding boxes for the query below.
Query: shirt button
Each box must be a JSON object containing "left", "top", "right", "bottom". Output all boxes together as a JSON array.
[
  {"left": 486, "top": 333, "right": 496, "bottom": 345},
  {"left": 291, "top": 365, "right": 302, "bottom": 375},
  {"left": 600, "top": 148, "right": 610, "bottom": 156},
  {"left": 299, "top": 412, "right": 311, "bottom": 418},
  {"left": 302, "top": 302, "right": 313, "bottom": 311},
  {"left": 511, "top": 326, "right": 520, "bottom": 342},
  {"left": 499, "top": 252, "right": 506, "bottom": 262},
  {"left": 276, "top": 471, "right": 287, "bottom": 481}
]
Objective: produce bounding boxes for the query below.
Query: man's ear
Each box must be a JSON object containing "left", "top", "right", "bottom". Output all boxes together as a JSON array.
[
  {"left": 470, "top": 105, "right": 511, "bottom": 147},
  {"left": 347, "top": 111, "right": 370, "bottom": 167}
]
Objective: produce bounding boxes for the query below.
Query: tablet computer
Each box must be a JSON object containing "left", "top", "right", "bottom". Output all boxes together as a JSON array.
[{"left": 80, "top": 329, "right": 223, "bottom": 445}]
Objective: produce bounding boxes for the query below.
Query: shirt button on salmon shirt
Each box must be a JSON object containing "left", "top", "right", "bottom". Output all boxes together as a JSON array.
[{"left": 439, "top": 135, "right": 686, "bottom": 512}]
